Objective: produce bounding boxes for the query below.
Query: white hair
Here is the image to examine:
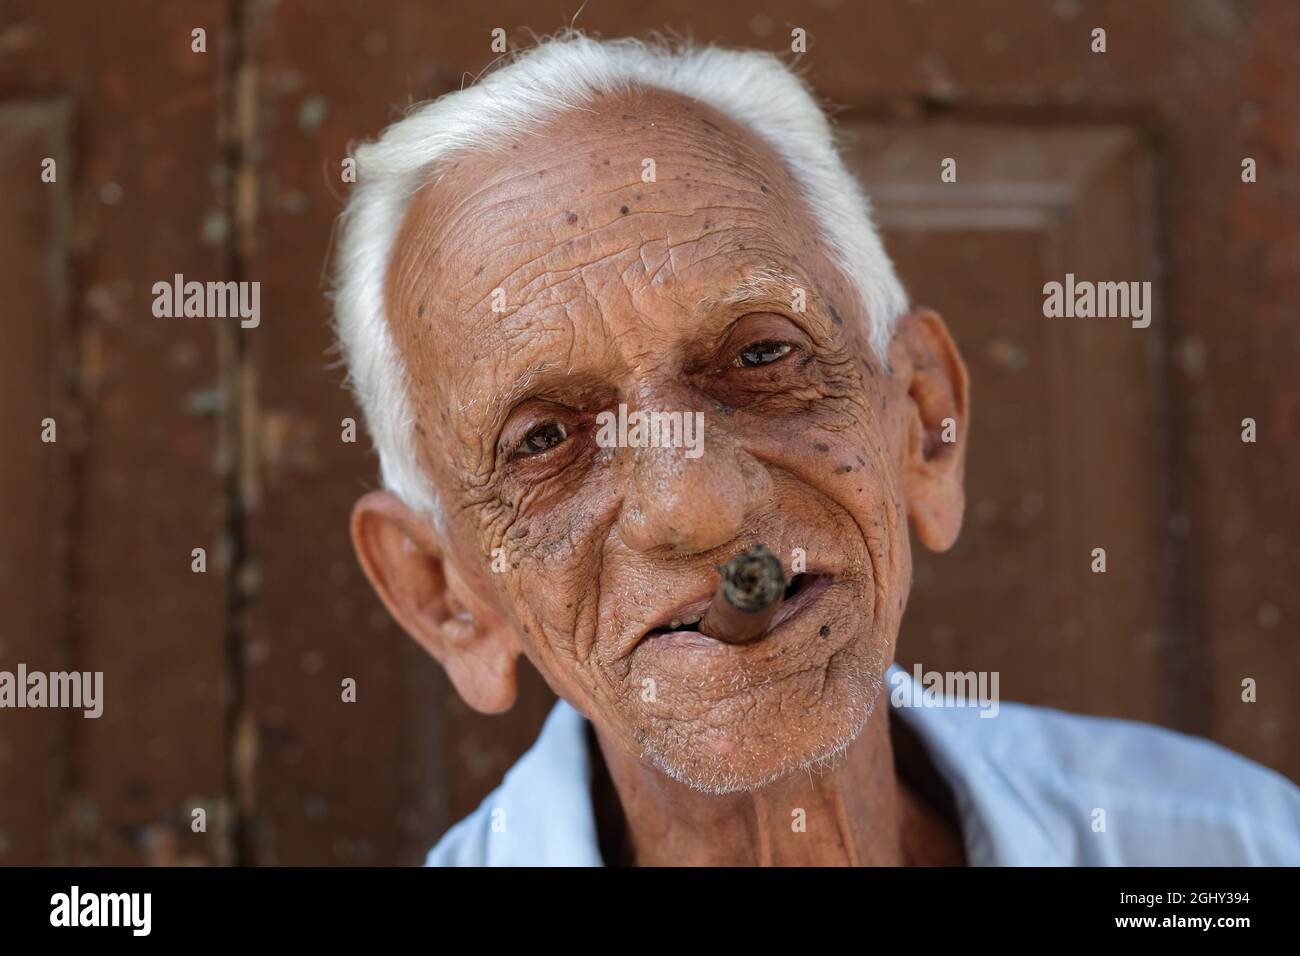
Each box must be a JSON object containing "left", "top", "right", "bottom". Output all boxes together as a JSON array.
[{"left": 332, "top": 30, "right": 909, "bottom": 524}]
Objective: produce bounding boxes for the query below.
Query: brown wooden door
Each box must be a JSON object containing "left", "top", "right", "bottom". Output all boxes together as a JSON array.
[
  {"left": 0, "top": 3, "right": 231, "bottom": 864},
  {"left": 2, "top": 1, "right": 1295, "bottom": 865}
]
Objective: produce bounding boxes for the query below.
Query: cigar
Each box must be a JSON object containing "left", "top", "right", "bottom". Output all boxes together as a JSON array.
[{"left": 699, "top": 544, "right": 788, "bottom": 644}]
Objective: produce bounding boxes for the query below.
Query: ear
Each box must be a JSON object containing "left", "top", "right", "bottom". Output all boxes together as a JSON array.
[
  {"left": 887, "top": 308, "right": 971, "bottom": 552},
  {"left": 350, "top": 489, "right": 521, "bottom": 714}
]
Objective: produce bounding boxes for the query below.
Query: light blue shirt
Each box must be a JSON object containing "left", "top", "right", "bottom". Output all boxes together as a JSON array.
[{"left": 426, "top": 664, "right": 1300, "bottom": 865}]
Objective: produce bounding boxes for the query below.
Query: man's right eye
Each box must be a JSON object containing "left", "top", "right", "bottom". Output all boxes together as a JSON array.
[{"left": 515, "top": 422, "right": 568, "bottom": 456}]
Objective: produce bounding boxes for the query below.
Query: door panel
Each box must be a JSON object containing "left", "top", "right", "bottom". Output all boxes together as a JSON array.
[
  {"left": 845, "top": 123, "right": 1169, "bottom": 722},
  {"left": 0, "top": 99, "right": 72, "bottom": 865}
]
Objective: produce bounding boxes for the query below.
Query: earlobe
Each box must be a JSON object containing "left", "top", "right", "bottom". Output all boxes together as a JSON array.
[
  {"left": 890, "top": 309, "right": 971, "bottom": 553},
  {"left": 349, "top": 489, "right": 521, "bottom": 714}
]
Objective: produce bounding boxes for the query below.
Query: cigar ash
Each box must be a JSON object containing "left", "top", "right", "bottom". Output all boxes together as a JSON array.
[{"left": 718, "top": 545, "right": 787, "bottom": 613}]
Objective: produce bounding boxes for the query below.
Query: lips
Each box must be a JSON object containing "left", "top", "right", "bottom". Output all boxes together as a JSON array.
[{"left": 637, "top": 571, "right": 831, "bottom": 648}]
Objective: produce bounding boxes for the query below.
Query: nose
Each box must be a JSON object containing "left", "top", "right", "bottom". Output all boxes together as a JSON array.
[{"left": 617, "top": 423, "right": 773, "bottom": 556}]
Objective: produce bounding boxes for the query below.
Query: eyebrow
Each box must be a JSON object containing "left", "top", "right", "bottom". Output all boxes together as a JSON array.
[
  {"left": 696, "top": 264, "right": 811, "bottom": 314},
  {"left": 477, "top": 360, "right": 566, "bottom": 419}
]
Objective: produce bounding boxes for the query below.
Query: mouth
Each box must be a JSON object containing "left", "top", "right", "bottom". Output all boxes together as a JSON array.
[{"left": 639, "top": 571, "right": 831, "bottom": 646}]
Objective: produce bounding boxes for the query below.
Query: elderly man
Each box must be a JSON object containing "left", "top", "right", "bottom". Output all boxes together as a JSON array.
[{"left": 334, "top": 33, "right": 1299, "bottom": 866}]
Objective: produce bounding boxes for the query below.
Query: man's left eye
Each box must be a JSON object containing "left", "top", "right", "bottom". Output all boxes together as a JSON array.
[
  {"left": 515, "top": 422, "right": 568, "bottom": 456},
  {"left": 735, "top": 340, "right": 794, "bottom": 368}
]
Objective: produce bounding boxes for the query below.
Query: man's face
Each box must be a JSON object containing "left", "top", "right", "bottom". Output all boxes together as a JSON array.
[{"left": 378, "top": 88, "right": 956, "bottom": 792}]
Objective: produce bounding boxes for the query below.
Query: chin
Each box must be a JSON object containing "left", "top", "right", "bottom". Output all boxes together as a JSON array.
[{"left": 629, "top": 658, "right": 886, "bottom": 794}]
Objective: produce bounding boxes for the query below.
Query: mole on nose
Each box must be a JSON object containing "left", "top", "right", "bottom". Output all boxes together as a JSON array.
[{"left": 698, "top": 544, "right": 787, "bottom": 644}]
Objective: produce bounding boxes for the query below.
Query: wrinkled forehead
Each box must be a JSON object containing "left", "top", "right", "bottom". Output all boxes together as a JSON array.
[{"left": 384, "top": 86, "right": 830, "bottom": 434}]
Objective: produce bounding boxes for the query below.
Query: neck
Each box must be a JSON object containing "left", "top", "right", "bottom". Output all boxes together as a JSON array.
[{"left": 591, "top": 691, "right": 963, "bottom": 866}]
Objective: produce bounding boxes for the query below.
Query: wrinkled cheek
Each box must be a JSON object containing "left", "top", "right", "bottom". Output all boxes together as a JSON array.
[
  {"left": 493, "top": 543, "right": 614, "bottom": 703},
  {"left": 867, "top": 476, "right": 911, "bottom": 658},
  {"left": 815, "top": 424, "right": 901, "bottom": 643},
  {"left": 506, "top": 575, "right": 581, "bottom": 659}
]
